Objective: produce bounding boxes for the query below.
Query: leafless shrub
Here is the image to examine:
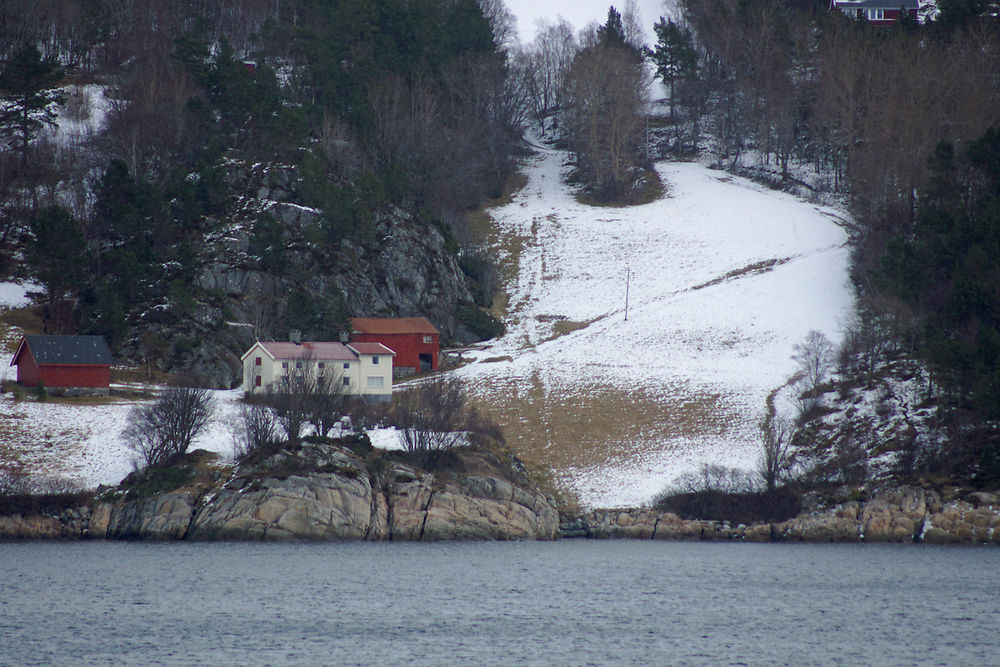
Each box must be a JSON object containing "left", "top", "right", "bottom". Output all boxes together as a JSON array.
[
  {"left": 393, "top": 377, "right": 472, "bottom": 458},
  {"left": 653, "top": 462, "right": 800, "bottom": 523},
  {"left": 671, "top": 463, "right": 758, "bottom": 495},
  {"left": 264, "top": 355, "right": 348, "bottom": 443},
  {"left": 123, "top": 385, "right": 216, "bottom": 470},
  {"left": 233, "top": 402, "right": 279, "bottom": 462}
]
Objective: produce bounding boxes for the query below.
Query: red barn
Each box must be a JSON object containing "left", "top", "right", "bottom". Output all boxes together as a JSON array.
[
  {"left": 350, "top": 317, "right": 440, "bottom": 377},
  {"left": 11, "top": 335, "right": 113, "bottom": 394}
]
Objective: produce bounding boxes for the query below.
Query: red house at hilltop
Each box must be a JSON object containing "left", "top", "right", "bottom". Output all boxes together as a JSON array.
[
  {"left": 11, "top": 335, "right": 114, "bottom": 394},
  {"left": 830, "top": 0, "right": 919, "bottom": 25},
  {"left": 350, "top": 317, "right": 440, "bottom": 377}
]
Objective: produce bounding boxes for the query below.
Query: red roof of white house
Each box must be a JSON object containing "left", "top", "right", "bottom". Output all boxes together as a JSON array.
[
  {"left": 350, "top": 317, "right": 439, "bottom": 335},
  {"left": 348, "top": 342, "right": 397, "bottom": 356},
  {"left": 242, "top": 340, "right": 396, "bottom": 362}
]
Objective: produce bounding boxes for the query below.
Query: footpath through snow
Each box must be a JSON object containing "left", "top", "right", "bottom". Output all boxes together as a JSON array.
[{"left": 453, "top": 145, "right": 854, "bottom": 507}]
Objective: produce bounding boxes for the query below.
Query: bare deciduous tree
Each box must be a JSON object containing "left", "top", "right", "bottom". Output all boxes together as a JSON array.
[
  {"left": 563, "top": 40, "right": 650, "bottom": 200},
  {"left": 515, "top": 18, "right": 578, "bottom": 125},
  {"left": 792, "top": 329, "right": 835, "bottom": 412},
  {"left": 123, "top": 385, "right": 216, "bottom": 470},
  {"left": 759, "top": 416, "right": 793, "bottom": 493}
]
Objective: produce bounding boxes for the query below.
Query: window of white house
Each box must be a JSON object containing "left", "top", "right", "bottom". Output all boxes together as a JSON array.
[
  {"left": 343, "top": 377, "right": 350, "bottom": 386},
  {"left": 867, "top": 8, "right": 884, "bottom": 19},
  {"left": 343, "top": 362, "right": 350, "bottom": 369},
  {"left": 281, "top": 362, "right": 288, "bottom": 369},
  {"left": 318, "top": 362, "right": 325, "bottom": 369},
  {"left": 296, "top": 361, "right": 302, "bottom": 369},
  {"left": 372, "top": 356, "right": 379, "bottom": 365},
  {"left": 367, "top": 376, "right": 384, "bottom": 388},
  {"left": 422, "top": 336, "right": 432, "bottom": 344},
  {"left": 255, "top": 357, "right": 261, "bottom": 366},
  {"left": 281, "top": 376, "right": 289, "bottom": 385}
]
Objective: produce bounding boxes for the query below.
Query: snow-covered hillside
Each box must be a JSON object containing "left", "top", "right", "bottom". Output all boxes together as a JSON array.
[
  {"left": 0, "top": 145, "right": 853, "bottom": 505},
  {"left": 453, "top": 144, "right": 854, "bottom": 507}
]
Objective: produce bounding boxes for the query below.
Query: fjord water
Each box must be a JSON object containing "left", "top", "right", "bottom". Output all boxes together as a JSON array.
[{"left": 1, "top": 541, "right": 997, "bottom": 666}]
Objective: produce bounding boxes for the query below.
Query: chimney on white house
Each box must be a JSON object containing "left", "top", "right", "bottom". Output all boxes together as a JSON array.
[{"left": 289, "top": 329, "right": 302, "bottom": 344}]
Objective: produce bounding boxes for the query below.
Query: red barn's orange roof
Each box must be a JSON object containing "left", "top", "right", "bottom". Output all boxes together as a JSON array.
[{"left": 350, "top": 317, "right": 439, "bottom": 335}]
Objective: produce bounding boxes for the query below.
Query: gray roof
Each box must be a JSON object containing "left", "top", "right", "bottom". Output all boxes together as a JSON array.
[{"left": 17, "top": 335, "right": 113, "bottom": 365}]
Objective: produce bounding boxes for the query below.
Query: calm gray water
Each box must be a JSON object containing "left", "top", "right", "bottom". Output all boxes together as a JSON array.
[{"left": 0, "top": 541, "right": 997, "bottom": 666}]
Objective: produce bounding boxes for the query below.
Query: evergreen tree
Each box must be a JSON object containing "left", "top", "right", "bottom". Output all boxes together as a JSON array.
[
  {"left": 651, "top": 18, "right": 698, "bottom": 122},
  {"left": 0, "top": 44, "right": 67, "bottom": 164},
  {"left": 26, "top": 206, "right": 86, "bottom": 332},
  {"left": 878, "top": 129, "right": 1000, "bottom": 417},
  {"left": 597, "top": 7, "right": 628, "bottom": 47}
]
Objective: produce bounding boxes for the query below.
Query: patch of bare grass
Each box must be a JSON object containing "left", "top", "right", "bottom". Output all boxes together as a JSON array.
[
  {"left": 480, "top": 356, "right": 513, "bottom": 364},
  {"left": 467, "top": 172, "right": 529, "bottom": 240},
  {"left": 552, "top": 320, "right": 589, "bottom": 337},
  {"left": 574, "top": 169, "right": 665, "bottom": 208},
  {"left": 689, "top": 257, "right": 792, "bottom": 291},
  {"left": 0, "top": 307, "right": 42, "bottom": 352},
  {"left": 467, "top": 376, "right": 736, "bottom": 476}
]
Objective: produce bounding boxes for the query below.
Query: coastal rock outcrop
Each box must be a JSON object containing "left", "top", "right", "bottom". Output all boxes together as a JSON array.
[
  {"left": 0, "top": 442, "right": 560, "bottom": 542},
  {"left": 566, "top": 484, "right": 1000, "bottom": 545}
]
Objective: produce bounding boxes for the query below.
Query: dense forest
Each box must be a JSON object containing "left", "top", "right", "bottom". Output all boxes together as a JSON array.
[
  {"left": 639, "top": 0, "right": 1000, "bottom": 482},
  {"left": 0, "top": 0, "right": 521, "bottom": 384}
]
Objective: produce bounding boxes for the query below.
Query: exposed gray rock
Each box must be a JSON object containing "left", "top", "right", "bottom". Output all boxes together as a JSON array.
[
  {"left": 20, "top": 443, "right": 559, "bottom": 543},
  {"left": 566, "top": 484, "right": 1000, "bottom": 545},
  {"left": 106, "top": 492, "right": 199, "bottom": 540}
]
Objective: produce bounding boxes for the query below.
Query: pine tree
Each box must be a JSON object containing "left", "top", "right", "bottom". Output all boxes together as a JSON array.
[
  {"left": 652, "top": 18, "right": 698, "bottom": 122},
  {"left": 26, "top": 206, "right": 86, "bottom": 332},
  {"left": 0, "top": 44, "right": 67, "bottom": 164},
  {"left": 597, "top": 7, "right": 628, "bottom": 47}
]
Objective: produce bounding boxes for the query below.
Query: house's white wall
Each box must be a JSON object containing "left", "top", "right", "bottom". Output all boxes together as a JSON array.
[
  {"left": 358, "top": 354, "right": 393, "bottom": 399},
  {"left": 243, "top": 344, "right": 276, "bottom": 394},
  {"left": 242, "top": 348, "right": 392, "bottom": 400}
]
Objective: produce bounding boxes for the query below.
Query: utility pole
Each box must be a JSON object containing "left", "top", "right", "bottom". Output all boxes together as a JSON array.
[{"left": 624, "top": 267, "right": 630, "bottom": 321}]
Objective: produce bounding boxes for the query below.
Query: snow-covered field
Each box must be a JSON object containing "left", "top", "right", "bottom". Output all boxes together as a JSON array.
[
  {"left": 0, "top": 145, "right": 853, "bottom": 506},
  {"left": 452, "top": 145, "right": 854, "bottom": 507}
]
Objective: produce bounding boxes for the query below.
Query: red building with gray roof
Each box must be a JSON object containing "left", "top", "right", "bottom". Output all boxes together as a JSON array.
[{"left": 11, "top": 335, "right": 114, "bottom": 393}]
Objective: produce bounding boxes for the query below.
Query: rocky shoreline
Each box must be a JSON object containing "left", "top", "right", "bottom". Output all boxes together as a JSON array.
[
  {"left": 0, "top": 442, "right": 560, "bottom": 542},
  {"left": 565, "top": 484, "right": 1000, "bottom": 545},
  {"left": 2, "top": 444, "right": 999, "bottom": 544}
]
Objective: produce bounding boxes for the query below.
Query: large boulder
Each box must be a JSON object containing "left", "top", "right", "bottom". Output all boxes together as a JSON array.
[{"left": 189, "top": 444, "right": 381, "bottom": 541}]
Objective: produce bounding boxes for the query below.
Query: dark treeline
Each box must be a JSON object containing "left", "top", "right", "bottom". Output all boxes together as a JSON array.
[
  {"left": 665, "top": 0, "right": 1000, "bottom": 478},
  {"left": 0, "top": 0, "right": 524, "bottom": 347}
]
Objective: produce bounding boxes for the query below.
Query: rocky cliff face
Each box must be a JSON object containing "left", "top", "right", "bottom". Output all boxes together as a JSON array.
[
  {"left": 122, "top": 161, "right": 483, "bottom": 388},
  {"left": 0, "top": 442, "right": 559, "bottom": 542},
  {"left": 564, "top": 484, "right": 1000, "bottom": 544}
]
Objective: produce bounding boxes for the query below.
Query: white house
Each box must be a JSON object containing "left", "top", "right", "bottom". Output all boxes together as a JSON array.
[{"left": 241, "top": 340, "right": 396, "bottom": 402}]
